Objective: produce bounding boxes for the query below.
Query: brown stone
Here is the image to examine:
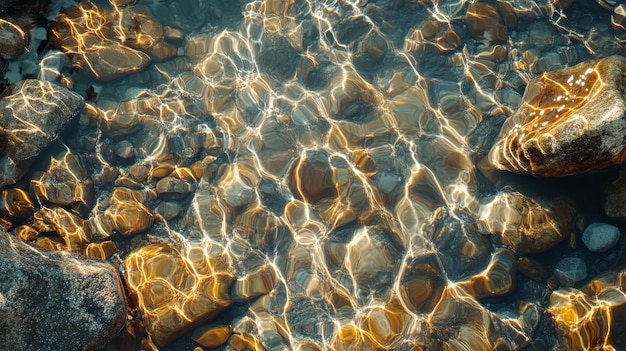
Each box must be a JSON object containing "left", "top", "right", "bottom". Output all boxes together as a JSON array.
[
  {"left": 229, "top": 332, "right": 266, "bottom": 351},
  {"left": 85, "top": 241, "right": 118, "bottom": 260},
  {"left": 32, "top": 207, "right": 92, "bottom": 250},
  {"left": 477, "top": 190, "right": 576, "bottom": 254},
  {"left": 192, "top": 325, "right": 233, "bottom": 348},
  {"left": 15, "top": 225, "right": 38, "bottom": 241},
  {"left": 548, "top": 268, "right": 626, "bottom": 351},
  {"left": 0, "top": 188, "right": 35, "bottom": 219},
  {"left": 489, "top": 56, "right": 626, "bottom": 176},
  {"left": 517, "top": 257, "right": 550, "bottom": 282},
  {"left": 30, "top": 150, "right": 94, "bottom": 211},
  {"left": 461, "top": 248, "right": 517, "bottom": 298},
  {"left": 465, "top": 2, "right": 508, "bottom": 43},
  {"left": 124, "top": 242, "right": 235, "bottom": 347},
  {"left": 288, "top": 152, "right": 336, "bottom": 204},
  {"left": 106, "top": 200, "right": 154, "bottom": 236},
  {"left": 0, "top": 18, "right": 26, "bottom": 60}
]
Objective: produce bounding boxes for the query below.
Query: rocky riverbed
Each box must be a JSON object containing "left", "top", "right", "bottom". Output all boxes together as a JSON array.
[{"left": 2, "top": 0, "right": 626, "bottom": 350}]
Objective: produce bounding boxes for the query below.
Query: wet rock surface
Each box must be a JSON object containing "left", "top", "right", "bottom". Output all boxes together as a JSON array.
[
  {"left": 489, "top": 56, "right": 626, "bottom": 177},
  {"left": 1, "top": 0, "right": 626, "bottom": 350},
  {"left": 123, "top": 242, "right": 235, "bottom": 347},
  {"left": 0, "top": 229, "right": 127, "bottom": 351}
]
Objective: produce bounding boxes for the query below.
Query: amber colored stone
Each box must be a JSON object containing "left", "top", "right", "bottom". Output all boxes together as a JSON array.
[
  {"left": 30, "top": 150, "right": 94, "bottom": 210},
  {"left": 150, "top": 164, "right": 175, "bottom": 178},
  {"left": 332, "top": 325, "right": 382, "bottom": 351},
  {"left": 231, "top": 265, "right": 277, "bottom": 301},
  {"left": 33, "top": 236, "right": 62, "bottom": 251},
  {"left": 477, "top": 190, "right": 576, "bottom": 254},
  {"left": 106, "top": 200, "right": 154, "bottom": 237},
  {"left": 362, "top": 302, "right": 410, "bottom": 347},
  {"left": 0, "top": 188, "right": 35, "bottom": 219},
  {"left": 490, "top": 56, "right": 626, "bottom": 176},
  {"left": 192, "top": 325, "right": 233, "bottom": 348},
  {"left": 229, "top": 332, "right": 266, "bottom": 351},
  {"left": 15, "top": 225, "right": 38, "bottom": 241},
  {"left": 0, "top": 217, "right": 11, "bottom": 231},
  {"left": 85, "top": 241, "right": 118, "bottom": 260},
  {"left": 461, "top": 248, "right": 516, "bottom": 298},
  {"left": 32, "top": 207, "right": 91, "bottom": 250},
  {"left": 465, "top": 2, "right": 508, "bottom": 43},
  {"left": 288, "top": 153, "right": 336, "bottom": 204},
  {"left": 123, "top": 243, "right": 235, "bottom": 347}
]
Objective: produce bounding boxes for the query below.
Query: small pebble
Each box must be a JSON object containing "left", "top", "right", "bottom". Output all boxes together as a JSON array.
[{"left": 582, "top": 222, "right": 620, "bottom": 252}]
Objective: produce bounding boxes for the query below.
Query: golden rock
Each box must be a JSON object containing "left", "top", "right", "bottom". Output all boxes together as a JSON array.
[
  {"left": 465, "top": 2, "right": 508, "bottom": 43},
  {"left": 50, "top": 2, "right": 152, "bottom": 80},
  {"left": 461, "top": 248, "right": 516, "bottom": 298},
  {"left": 106, "top": 200, "right": 154, "bottom": 237},
  {"left": 229, "top": 332, "right": 266, "bottom": 351},
  {"left": 123, "top": 242, "right": 235, "bottom": 347},
  {"left": 30, "top": 150, "right": 93, "bottom": 211},
  {"left": 231, "top": 265, "right": 277, "bottom": 300},
  {"left": 489, "top": 56, "right": 626, "bottom": 176},
  {"left": 288, "top": 152, "right": 336, "bottom": 204},
  {"left": 0, "top": 188, "right": 35, "bottom": 219},
  {"left": 85, "top": 241, "right": 118, "bottom": 260},
  {"left": 15, "top": 225, "right": 38, "bottom": 242},
  {"left": 477, "top": 190, "right": 575, "bottom": 254},
  {"left": 192, "top": 325, "right": 233, "bottom": 348},
  {"left": 32, "top": 207, "right": 91, "bottom": 250}
]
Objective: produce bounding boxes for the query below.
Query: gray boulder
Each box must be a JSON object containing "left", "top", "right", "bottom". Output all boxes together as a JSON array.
[
  {"left": 0, "top": 229, "right": 127, "bottom": 351},
  {"left": 0, "top": 79, "right": 84, "bottom": 186}
]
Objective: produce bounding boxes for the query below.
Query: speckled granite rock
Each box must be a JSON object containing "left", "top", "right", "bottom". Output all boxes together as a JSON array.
[
  {"left": 489, "top": 56, "right": 626, "bottom": 176},
  {"left": 0, "top": 229, "right": 127, "bottom": 351},
  {"left": 0, "top": 80, "right": 84, "bottom": 186}
]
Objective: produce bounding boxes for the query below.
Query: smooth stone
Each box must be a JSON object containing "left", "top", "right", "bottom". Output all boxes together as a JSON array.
[
  {"left": 581, "top": 222, "right": 620, "bottom": 252},
  {"left": 192, "top": 325, "right": 233, "bottom": 348},
  {"left": 0, "top": 18, "right": 26, "bottom": 60},
  {"left": 32, "top": 207, "right": 92, "bottom": 250},
  {"left": 124, "top": 242, "right": 235, "bottom": 347},
  {"left": 554, "top": 257, "right": 587, "bottom": 287},
  {"left": 30, "top": 150, "right": 94, "bottom": 212},
  {"left": 548, "top": 267, "right": 626, "bottom": 350},
  {"left": 0, "top": 229, "right": 126, "bottom": 351},
  {"left": 477, "top": 190, "right": 576, "bottom": 254},
  {"left": 82, "top": 41, "right": 151, "bottom": 80},
  {"left": 489, "top": 56, "right": 626, "bottom": 176},
  {"left": 106, "top": 200, "right": 154, "bottom": 236},
  {"left": 155, "top": 176, "right": 195, "bottom": 200},
  {"left": 0, "top": 80, "right": 84, "bottom": 161},
  {"left": 0, "top": 188, "right": 35, "bottom": 219},
  {"left": 84, "top": 241, "right": 118, "bottom": 260},
  {"left": 465, "top": 1, "right": 508, "bottom": 43}
]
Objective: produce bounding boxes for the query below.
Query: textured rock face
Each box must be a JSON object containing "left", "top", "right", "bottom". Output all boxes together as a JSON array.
[
  {"left": 0, "top": 80, "right": 84, "bottom": 161},
  {"left": 477, "top": 190, "right": 576, "bottom": 254},
  {"left": 548, "top": 268, "right": 626, "bottom": 351},
  {"left": 123, "top": 242, "right": 235, "bottom": 347},
  {"left": 0, "top": 229, "right": 127, "bottom": 351},
  {"left": 489, "top": 56, "right": 626, "bottom": 176}
]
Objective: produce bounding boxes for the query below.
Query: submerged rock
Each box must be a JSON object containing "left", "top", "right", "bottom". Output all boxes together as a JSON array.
[
  {"left": 0, "top": 80, "right": 83, "bottom": 186},
  {"left": 581, "top": 222, "right": 620, "bottom": 252},
  {"left": 548, "top": 267, "right": 626, "bottom": 351},
  {"left": 477, "top": 190, "right": 576, "bottom": 254},
  {"left": 0, "top": 80, "right": 83, "bottom": 161},
  {"left": 0, "top": 229, "right": 127, "bottom": 351},
  {"left": 123, "top": 242, "right": 235, "bottom": 347},
  {"left": 489, "top": 56, "right": 626, "bottom": 176}
]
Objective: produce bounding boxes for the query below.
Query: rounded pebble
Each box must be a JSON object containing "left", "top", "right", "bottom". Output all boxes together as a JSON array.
[{"left": 582, "top": 222, "right": 621, "bottom": 252}]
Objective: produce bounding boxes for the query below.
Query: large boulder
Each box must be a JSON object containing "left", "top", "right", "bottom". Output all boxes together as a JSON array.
[
  {"left": 0, "top": 229, "right": 127, "bottom": 351},
  {"left": 0, "top": 80, "right": 84, "bottom": 187},
  {"left": 489, "top": 56, "right": 626, "bottom": 177}
]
